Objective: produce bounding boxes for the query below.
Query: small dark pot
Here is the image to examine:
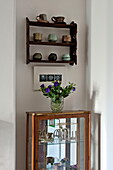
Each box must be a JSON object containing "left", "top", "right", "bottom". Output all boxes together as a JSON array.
[{"left": 48, "top": 53, "right": 57, "bottom": 61}]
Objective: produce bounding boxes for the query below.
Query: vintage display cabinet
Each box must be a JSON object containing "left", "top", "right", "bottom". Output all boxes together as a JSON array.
[{"left": 26, "top": 111, "right": 91, "bottom": 170}]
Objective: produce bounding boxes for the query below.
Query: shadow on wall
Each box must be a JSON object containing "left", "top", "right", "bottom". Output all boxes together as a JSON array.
[{"left": 88, "top": 90, "right": 101, "bottom": 170}]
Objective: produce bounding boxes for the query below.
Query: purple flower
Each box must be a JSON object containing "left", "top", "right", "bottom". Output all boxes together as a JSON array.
[
  {"left": 72, "top": 164, "right": 77, "bottom": 168},
  {"left": 54, "top": 81, "right": 59, "bottom": 87},
  {"left": 72, "top": 87, "right": 76, "bottom": 91},
  {"left": 45, "top": 88, "right": 50, "bottom": 93},
  {"left": 40, "top": 84, "right": 44, "bottom": 88},
  {"left": 48, "top": 85, "right": 52, "bottom": 88}
]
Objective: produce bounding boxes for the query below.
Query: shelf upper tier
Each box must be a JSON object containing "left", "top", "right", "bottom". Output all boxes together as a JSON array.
[{"left": 26, "top": 17, "right": 77, "bottom": 29}]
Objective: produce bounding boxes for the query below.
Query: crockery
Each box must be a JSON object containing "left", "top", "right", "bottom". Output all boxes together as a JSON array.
[
  {"left": 48, "top": 53, "right": 57, "bottom": 61},
  {"left": 62, "top": 35, "right": 71, "bottom": 43},
  {"left": 33, "top": 33, "right": 42, "bottom": 41},
  {"left": 33, "top": 53, "right": 42, "bottom": 60},
  {"left": 61, "top": 54, "right": 70, "bottom": 61},
  {"left": 36, "top": 14, "right": 47, "bottom": 21},
  {"left": 48, "top": 34, "right": 57, "bottom": 42},
  {"left": 51, "top": 16, "right": 65, "bottom": 23}
]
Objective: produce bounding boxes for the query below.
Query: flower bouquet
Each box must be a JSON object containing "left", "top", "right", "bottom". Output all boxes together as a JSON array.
[{"left": 39, "top": 81, "right": 76, "bottom": 112}]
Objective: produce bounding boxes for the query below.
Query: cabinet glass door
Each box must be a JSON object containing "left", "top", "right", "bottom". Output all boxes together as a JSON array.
[{"left": 37, "top": 117, "right": 85, "bottom": 170}]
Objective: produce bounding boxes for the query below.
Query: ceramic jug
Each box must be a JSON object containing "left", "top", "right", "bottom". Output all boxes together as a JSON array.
[{"left": 51, "top": 16, "right": 65, "bottom": 23}]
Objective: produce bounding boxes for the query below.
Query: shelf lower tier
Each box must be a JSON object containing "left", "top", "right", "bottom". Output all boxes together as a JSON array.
[{"left": 28, "top": 60, "right": 75, "bottom": 64}]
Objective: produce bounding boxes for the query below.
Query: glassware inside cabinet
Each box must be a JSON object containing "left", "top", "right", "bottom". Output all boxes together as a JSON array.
[{"left": 37, "top": 117, "right": 85, "bottom": 170}]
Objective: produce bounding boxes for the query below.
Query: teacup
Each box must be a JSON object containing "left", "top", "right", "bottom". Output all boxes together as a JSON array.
[
  {"left": 51, "top": 16, "right": 65, "bottom": 23},
  {"left": 36, "top": 14, "right": 47, "bottom": 21},
  {"left": 48, "top": 34, "right": 57, "bottom": 42},
  {"left": 33, "top": 33, "right": 42, "bottom": 41}
]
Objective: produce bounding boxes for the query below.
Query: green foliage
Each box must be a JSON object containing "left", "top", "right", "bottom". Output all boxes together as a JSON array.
[{"left": 39, "top": 81, "right": 76, "bottom": 102}]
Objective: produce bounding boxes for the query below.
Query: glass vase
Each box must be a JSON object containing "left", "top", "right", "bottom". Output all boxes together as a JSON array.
[{"left": 51, "top": 97, "right": 64, "bottom": 112}]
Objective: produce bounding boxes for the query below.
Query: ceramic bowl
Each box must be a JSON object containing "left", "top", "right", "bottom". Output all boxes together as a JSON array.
[
  {"left": 61, "top": 54, "right": 71, "bottom": 61},
  {"left": 48, "top": 34, "right": 57, "bottom": 42},
  {"left": 33, "top": 53, "right": 42, "bottom": 60},
  {"left": 48, "top": 53, "right": 57, "bottom": 61}
]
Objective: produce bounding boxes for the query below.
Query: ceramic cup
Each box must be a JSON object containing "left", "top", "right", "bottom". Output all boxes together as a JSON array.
[
  {"left": 51, "top": 16, "right": 65, "bottom": 23},
  {"left": 36, "top": 14, "right": 47, "bottom": 21},
  {"left": 33, "top": 53, "right": 42, "bottom": 60},
  {"left": 62, "top": 35, "right": 71, "bottom": 43},
  {"left": 48, "top": 34, "right": 57, "bottom": 42},
  {"left": 33, "top": 33, "right": 42, "bottom": 41}
]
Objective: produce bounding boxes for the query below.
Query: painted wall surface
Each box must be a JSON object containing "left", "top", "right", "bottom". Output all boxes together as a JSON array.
[
  {"left": 106, "top": 0, "right": 113, "bottom": 169},
  {"left": 0, "top": 0, "right": 16, "bottom": 169},
  {"left": 16, "top": 0, "right": 86, "bottom": 169},
  {"left": 86, "top": 0, "right": 107, "bottom": 168},
  {"left": 86, "top": 0, "right": 113, "bottom": 169}
]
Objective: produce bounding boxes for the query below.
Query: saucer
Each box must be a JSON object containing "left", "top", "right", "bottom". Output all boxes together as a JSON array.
[
  {"left": 54, "top": 21, "right": 66, "bottom": 24},
  {"left": 37, "top": 19, "right": 49, "bottom": 23}
]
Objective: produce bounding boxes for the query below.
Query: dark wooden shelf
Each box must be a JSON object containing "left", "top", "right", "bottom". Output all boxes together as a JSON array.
[
  {"left": 26, "top": 17, "right": 77, "bottom": 65},
  {"left": 29, "top": 59, "right": 75, "bottom": 64},
  {"left": 29, "top": 41, "right": 76, "bottom": 46},
  {"left": 28, "top": 19, "right": 77, "bottom": 29}
]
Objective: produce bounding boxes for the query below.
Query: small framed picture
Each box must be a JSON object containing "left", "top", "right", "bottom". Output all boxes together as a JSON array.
[
  {"left": 47, "top": 74, "right": 54, "bottom": 81},
  {"left": 54, "top": 74, "right": 62, "bottom": 81},
  {"left": 40, "top": 74, "right": 47, "bottom": 82},
  {"left": 49, "top": 119, "right": 55, "bottom": 127}
]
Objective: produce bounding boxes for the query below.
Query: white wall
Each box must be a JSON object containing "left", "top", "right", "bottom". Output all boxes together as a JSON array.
[
  {"left": 0, "top": 0, "right": 16, "bottom": 169},
  {"left": 86, "top": 0, "right": 113, "bottom": 169},
  {"left": 16, "top": 0, "right": 86, "bottom": 169},
  {"left": 106, "top": 0, "right": 113, "bottom": 169}
]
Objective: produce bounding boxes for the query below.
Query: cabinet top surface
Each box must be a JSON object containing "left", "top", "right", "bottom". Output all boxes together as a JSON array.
[{"left": 26, "top": 110, "right": 91, "bottom": 116}]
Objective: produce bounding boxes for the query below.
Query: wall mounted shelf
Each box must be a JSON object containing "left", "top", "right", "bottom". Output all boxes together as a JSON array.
[{"left": 26, "top": 17, "right": 77, "bottom": 65}]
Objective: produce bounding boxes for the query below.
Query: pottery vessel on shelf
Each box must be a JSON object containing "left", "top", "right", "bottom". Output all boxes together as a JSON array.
[
  {"left": 51, "top": 16, "right": 65, "bottom": 23},
  {"left": 36, "top": 14, "right": 49, "bottom": 23},
  {"left": 61, "top": 54, "right": 71, "bottom": 61},
  {"left": 33, "top": 33, "right": 42, "bottom": 41},
  {"left": 48, "top": 34, "right": 57, "bottom": 42},
  {"left": 33, "top": 53, "right": 42, "bottom": 60},
  {"left": 48, "top": 53, "right": 57, "bottom": 61},
  {"left": 62, "top": 35, "right": 71, "bottom": 43}
]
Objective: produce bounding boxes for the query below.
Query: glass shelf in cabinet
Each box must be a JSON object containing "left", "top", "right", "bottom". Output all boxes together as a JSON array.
[{"left": 38, "top": 139, "right": 84, "bottom": 145}]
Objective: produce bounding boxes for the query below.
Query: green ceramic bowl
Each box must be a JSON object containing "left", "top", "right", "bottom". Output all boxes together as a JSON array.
[
  {"left": 48, "top": 34, "right": 57, "bottom": 42},
  {"left": 33, "top": 53, "right": 42, "bottom": 60},
  {"left": 61, "top": 54, "right": 71, "bottom": 61}
]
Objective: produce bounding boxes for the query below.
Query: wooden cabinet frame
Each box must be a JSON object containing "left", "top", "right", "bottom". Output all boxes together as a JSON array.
[{"left": 26, "top": 111, "right": 91, "bottom": 170}]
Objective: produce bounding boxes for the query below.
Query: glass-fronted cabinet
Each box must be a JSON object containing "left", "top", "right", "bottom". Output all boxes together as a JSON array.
[{"left": 26, "top": 111, "right": 91, "bottom": 170}]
